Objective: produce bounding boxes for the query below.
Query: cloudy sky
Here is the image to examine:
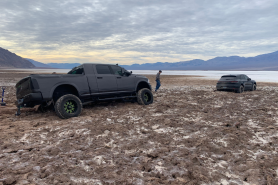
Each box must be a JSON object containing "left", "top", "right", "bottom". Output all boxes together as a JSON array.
[{"left": 1, "top": 0, "right": 278, "bottom": 65}]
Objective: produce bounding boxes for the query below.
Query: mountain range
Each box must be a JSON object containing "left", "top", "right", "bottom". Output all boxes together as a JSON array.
[
  {"left": 46, "top": 63, "right": 82, "bottom": 69},
  {"left": 25, "top": 61, "right": 80, "bottom": 69},
  {"left": 42, "top": 50, "right": 277, "bottom": 70},
  {"left": 121, "top": 51, "right": 278, "bottom": 71},
  {"left": 0, "top": 47, "right": 35, "bottom": 68},
  {"left": 0, "top": 47, "right": 277, "bottom": 70},
  {"left": 25, "top": 58, "right": 53, "bottom": 68}
]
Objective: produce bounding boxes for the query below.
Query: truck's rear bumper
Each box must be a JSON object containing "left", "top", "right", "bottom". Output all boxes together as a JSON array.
[
  {"left": 216, "top": 84, "right": 240, "bottom": 90},
  {"left": 15, "top": 92, "right": 43, "bottom": 107}
]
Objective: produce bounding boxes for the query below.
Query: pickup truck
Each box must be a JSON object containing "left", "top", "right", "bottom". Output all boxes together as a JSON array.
[{"left": 15, "top": 63, "right": 153, "bottom": 119}]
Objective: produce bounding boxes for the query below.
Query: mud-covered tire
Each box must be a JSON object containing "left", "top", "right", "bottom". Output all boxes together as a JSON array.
[
  {"left": 251, "top": 84, "right": 256, "bottom": 91},
  {"left": 237, "top": 85, "right": 244, "bottom": 93},
  {"left": 54, "top": 94, "right": 82, "bottom": 119},
  {"left": 137, "top": 88, "right": 153, "bottom": 105}
]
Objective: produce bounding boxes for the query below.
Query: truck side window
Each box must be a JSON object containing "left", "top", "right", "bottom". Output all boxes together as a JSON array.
[
  {"left": 96, "top": 65, "right": 112, "bottom": 74},
  {"left": 110, "top": 66, "right": 123, "bottom": 76},
  {"left": 68, "top": 67, "right": 84, "bottom": 74}
]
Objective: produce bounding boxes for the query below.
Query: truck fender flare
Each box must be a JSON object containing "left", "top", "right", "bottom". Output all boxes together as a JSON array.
[
  {"left": 135, "top": 81, "right": 151, "bottom": 92},
  {"left": 50, "top": 83, "right": 80, "bottom": 98}
]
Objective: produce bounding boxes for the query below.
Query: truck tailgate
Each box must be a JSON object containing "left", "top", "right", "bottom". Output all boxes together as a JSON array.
[{"left": 16, "top": 77, "right": 33, "bottom": 99}]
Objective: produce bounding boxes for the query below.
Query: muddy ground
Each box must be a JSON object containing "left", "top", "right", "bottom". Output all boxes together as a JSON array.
[{"left": 0, "top": 71, "right": 278, "bottom": 185}]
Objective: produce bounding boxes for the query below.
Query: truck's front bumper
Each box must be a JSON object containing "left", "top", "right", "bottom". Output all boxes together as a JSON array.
[
  {"left": 15, "top": 92, "right": 43, "bottom": 107},
  {"left": 148, "top": 83, "right": 152, "bottom": 91}
]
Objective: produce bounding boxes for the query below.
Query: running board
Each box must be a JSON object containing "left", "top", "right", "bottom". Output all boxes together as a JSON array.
[
  {"left": 82, "top": 96, "right": 136, "bottom": 105},
  {"left": 82, "top": 101, "right": 95, "bottom": 106},
  {"left": 98, "top": 96, "right": 136, "bottom": 101}
]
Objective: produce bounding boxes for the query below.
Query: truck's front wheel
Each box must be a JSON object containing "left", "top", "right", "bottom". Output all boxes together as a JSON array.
[
  {"left": 137, "top": 88, "right": 153, "bottom": 105},
  {"left": 54, "top": 94, "right": 82, "bottom": 119}
]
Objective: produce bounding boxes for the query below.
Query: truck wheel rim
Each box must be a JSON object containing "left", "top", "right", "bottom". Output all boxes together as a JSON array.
[
  {"left": 64, "top": 100, "right": 76, "bottom": 113},
  {"left": 144, "top": 92, "right": 151, "bottom": 102}
]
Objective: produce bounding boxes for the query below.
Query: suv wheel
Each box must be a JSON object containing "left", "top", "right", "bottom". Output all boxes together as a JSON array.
[
  {"left": 54, "top": 94, "right": 82, "bottom": 119},
  {"left": 251, "top": 84, "right": 256, "bottom": 91},
  {"left": 237, "top": 85, "right": 244, "bottom": 93},
  {"left": 137, "top": 88, "right": 153, "bottom": 105}
]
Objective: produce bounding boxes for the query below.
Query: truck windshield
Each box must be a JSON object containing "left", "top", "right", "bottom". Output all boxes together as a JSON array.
[{"left": 68, "top": 66, "right": 84, "bottom": 74}]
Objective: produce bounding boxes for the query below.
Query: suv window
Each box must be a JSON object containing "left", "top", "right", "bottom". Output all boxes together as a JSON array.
[
  {"left": 242, "top": 75, "right": 247, "bottom": 80},
  {"left": 96, "top": 65, "right": 112, "bottom": 74},
  {"left": 110, "top": 66, "right": 123, "bottom": 76},
  {"left": 220, "top": 76, "right": 236, "bottom": 80},
  {"left": 68, "top": 66, "right": 84, "bottom": 74}
]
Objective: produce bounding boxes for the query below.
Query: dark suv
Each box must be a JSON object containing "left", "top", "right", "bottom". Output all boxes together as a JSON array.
[
  {"left": 216, "top": 74, "right": 256, "bottom": 93},
  {"left": 15, "top": 63, "right": 153, "bottom": 119}
]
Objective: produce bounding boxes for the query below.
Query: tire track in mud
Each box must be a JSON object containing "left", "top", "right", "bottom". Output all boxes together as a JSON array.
[{"left": 0, "top": 85, "right": 278, "bottom": 184}]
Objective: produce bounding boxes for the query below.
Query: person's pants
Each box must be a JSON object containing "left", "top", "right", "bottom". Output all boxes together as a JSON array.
[{"left": 155, "top": 80, "right": 161, "bottom": 91}]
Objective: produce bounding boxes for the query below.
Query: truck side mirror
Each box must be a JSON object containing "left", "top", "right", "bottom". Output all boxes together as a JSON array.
[{"left": 247, "top": 78, "right": 251, "bottom": 81}]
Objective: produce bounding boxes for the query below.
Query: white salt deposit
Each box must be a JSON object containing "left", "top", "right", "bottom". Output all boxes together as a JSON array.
[{"left": 3, "top": 69, "right": 278, "bottom": 82}]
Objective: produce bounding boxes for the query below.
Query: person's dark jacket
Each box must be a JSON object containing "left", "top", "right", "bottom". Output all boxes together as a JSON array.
[{"left": 156, "top": 72, "right": 160, "bottom": 81}]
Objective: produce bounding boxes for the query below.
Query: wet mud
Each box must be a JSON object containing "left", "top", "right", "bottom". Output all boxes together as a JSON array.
[{"left": 0, "top": 73, "right": 278, "bottom": 184}]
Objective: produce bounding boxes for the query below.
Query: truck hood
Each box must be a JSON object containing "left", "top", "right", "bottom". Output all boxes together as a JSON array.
[{"left": 133, "top": 74, "right": 147, "bottom": 78}]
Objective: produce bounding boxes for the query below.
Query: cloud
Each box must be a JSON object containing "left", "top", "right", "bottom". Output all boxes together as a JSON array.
[{"left": 0, "top": 0, "right": 278, "bottom": 64}]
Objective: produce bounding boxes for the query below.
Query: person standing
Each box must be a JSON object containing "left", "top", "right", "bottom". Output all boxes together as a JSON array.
[{"left": 155, "top": 70, "right": 162, "bottom": 92}]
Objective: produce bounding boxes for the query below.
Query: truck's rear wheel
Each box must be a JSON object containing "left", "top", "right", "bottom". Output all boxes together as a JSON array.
[
  {"left": 236, "top": 85, "right": 244, "bottom": 93},
  {"left": 137, "top": 88, "right": 153, "bottom": 105},
  {"left": 54, "top": 94, "right": 82, "bottom": 119},
  {"left": 251, "top": 84, "right": 256, "bottom": 91}
]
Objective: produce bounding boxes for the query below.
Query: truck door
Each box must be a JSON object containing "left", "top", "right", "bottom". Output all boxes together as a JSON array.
[
  {"left": 66, "top": 65, "right": 92, "bottom": 98},
  {"left": 95, "top": 65, "right": 118, "bottom": 92},
  {"left": 85, "top": 64, "right": 98, "bottom": 94},
  {"left": 110, "top": 65, "right": 135, "bottom": 91}
]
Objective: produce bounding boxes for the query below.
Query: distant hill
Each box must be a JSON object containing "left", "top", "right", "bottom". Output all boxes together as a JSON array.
[
  {"left": 1, "top": 47, "right": 277, "bottom": 70},
  {"left": 47, "top": 63, "right": 81, "bottom": 69},
  {"left": 0, "top": 47, "right": 35, "bottom": 68},
  {"left": 121, "top": 51, "right": 278, "bottom": 70},
  {"left": 26, "top": 58, "right": 53, "bottom": 68}
]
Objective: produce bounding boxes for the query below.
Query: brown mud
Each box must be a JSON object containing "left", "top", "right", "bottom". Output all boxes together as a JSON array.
[{"left": 0, "top": 72, "right": 278, "bottom": 185}]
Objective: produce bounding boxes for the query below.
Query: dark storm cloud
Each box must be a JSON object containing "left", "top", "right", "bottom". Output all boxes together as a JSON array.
[{"left": 1, "top": 0, "right": 278, "bottom": 59}]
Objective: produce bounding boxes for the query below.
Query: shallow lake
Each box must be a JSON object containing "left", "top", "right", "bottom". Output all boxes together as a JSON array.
[{"left": 1, "top": 69, "right": 278, "bottom": 83}]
